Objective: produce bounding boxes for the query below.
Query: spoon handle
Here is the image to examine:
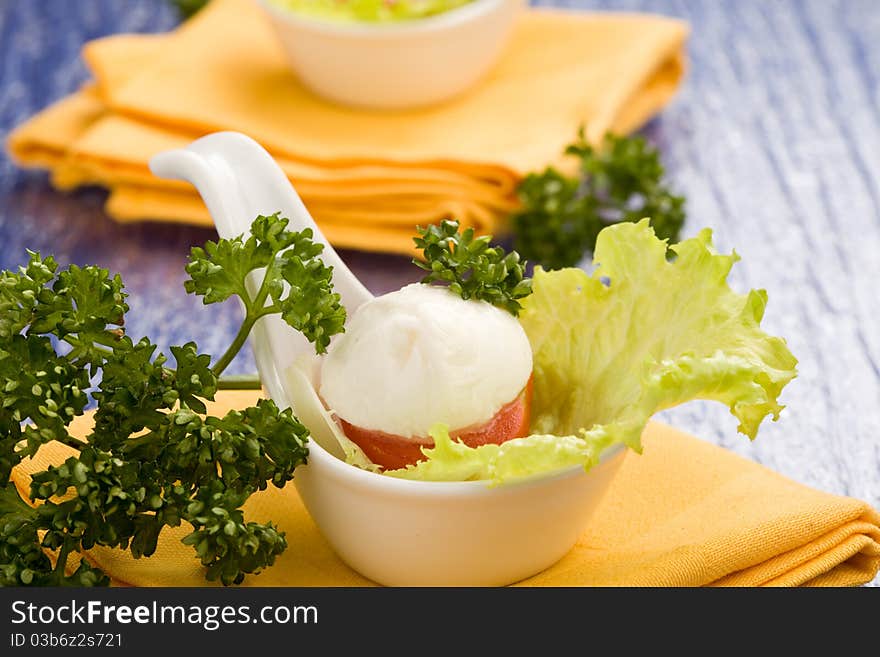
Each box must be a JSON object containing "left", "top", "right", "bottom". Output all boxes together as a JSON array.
[{"left": 150, "top": 131, "right": 375, "bottom": 408}]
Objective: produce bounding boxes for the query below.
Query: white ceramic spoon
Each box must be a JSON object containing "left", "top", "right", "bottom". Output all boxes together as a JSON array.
[{"left": 149, "top": 131, "right": 373, "bottom": 459}]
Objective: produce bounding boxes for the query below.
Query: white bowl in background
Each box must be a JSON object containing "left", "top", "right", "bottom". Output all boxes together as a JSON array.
[{"left": 255, "top": 0, "right": 524, "bottom": 109}]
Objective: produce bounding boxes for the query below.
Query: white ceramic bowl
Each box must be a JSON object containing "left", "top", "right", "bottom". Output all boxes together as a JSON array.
[
  {"left": 294, "top": 434, "right": 626, "bottom": 586},
  {"left": 255, "top": 0, "right": 524, "bottom": 109},
  {"left": 279, "top": 353, "right": 628, "bottom": 586}
]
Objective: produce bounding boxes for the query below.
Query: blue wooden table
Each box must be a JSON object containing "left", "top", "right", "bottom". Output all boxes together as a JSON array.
[{"left": 1, "top": 0, "right": 878, "bottom": 586}]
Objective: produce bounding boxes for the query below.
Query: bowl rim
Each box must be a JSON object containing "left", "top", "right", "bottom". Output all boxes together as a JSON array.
[
  {"left": 301, "top": 430, "right": 628, "bottom": 497},
  {"left": 255, "top": 0, "right": 513, "bottom": 37}
]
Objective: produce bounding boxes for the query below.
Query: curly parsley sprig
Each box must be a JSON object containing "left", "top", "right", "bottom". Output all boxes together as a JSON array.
[
  {"left": 512, "top": 129, "right": 686, "bottom": 270},
  {"left": 413, "top": 219, "right": 532, "bottom": 316},
  {"left": 185, "top": 212, "right": 346, "bottom": 368},
  {"left": 0, "top": 213, "right": 344, "bottom": 586}
]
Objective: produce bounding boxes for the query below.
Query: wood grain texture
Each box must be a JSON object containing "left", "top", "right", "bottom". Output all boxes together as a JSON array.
[{"left": 0, "top": 0, "right": 878, "bottom": 585}]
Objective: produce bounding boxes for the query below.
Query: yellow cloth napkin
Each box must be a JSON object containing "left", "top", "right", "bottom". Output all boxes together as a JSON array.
[
  {"left": 7, "top": 0, "right": 688, "bottom": 255},
  {"left": 11, "top": 391, "right": 880, "bottom": 587}
]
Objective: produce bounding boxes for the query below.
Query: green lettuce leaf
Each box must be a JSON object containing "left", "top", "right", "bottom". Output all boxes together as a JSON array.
[
  {"left": 387, "top": 220, "right": 797, "bottom": 484},
  {"left": 386, "top": 424, "right": 615, "bottom": 484}
]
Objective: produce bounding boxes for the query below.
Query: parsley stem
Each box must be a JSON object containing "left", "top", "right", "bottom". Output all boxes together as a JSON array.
[
  {"left": 211, "top": 315, "right": 256, "bottom": 377},
  {"left": 92, "top": 333, "right": 124, "bottom": 349},
  {"left": 211, "top": 259, "right": 277, "bottom": 377},
  {"left": 60, "top": 335, "right": 113, "bottom": 358},
  {"left": 217, "top": 374, "right": 262, "bottom": 390},
  {"left": 58, "top": 434, "right": 89, "bottom": 451},
  {"left": 53, "top": 537, "right": 72, "bottom": 584}
]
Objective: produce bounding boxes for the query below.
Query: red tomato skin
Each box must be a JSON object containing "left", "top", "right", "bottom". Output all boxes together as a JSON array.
[{"left": 339, "top": 377, "right": 533, "bottom": 470}]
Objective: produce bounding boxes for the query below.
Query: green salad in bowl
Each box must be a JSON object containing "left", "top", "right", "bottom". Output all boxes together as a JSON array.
[{"left": 269, "top": 0, "right": 475, "bottom": 23}]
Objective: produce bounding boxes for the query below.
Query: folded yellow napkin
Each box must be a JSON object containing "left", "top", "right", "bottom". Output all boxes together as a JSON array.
[
  {"left": 7, "top": 0, "right": 688, "bottom": 255},
  {"left": 12, "top": 391, "right": 880, "bottom": 587}
]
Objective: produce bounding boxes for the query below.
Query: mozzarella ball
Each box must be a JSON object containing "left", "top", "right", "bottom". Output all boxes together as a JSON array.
[{"left": 319, "top": 284, "right": 532, "bottom": 438}]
